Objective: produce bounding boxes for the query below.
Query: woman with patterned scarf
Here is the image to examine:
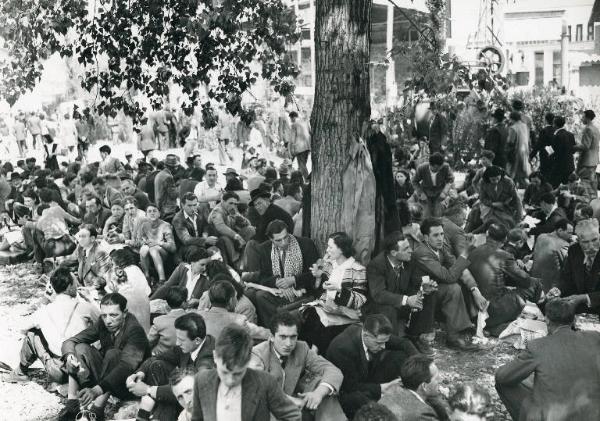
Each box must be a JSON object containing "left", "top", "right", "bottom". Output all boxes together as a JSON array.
[{"left": 300, "top": 232, "right": 368, "bottom": 354}]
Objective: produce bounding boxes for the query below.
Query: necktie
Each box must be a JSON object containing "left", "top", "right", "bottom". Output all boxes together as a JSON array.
[
  {"left": 279, "top": 250, "right": 286, "bottom": 276},
  {"left": 280, "top": 356, "right": 288, "bottom": 369},
  {"left": 188, "top": 217, "right": 197, "bottom": 237}
]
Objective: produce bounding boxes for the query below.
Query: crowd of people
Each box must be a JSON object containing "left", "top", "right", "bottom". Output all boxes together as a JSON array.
[{"left": 0, "top": 97, "right": 598, "bottom": 421}]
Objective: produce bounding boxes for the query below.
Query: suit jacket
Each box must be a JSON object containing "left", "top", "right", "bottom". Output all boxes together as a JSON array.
[
  {"left": 151, "top": 264, "right": 211, "bottom": 300},
  {"left": 154, "top": 169, "right": 174, "bottom": 210},
  {"left": 197, "top": 307, "right": 270, "bottom": 341},
  {"left": 531, "top": 125, "right": 555, "bottom": 175},
  {"left": 559, "top": 242, "right": 600, "bottom": 312},
  {"left": 103, "top": 186, "right": 124, "bottom": 209},
  {"left": 171, "top": 209, "right": 209, "bottom": 248},
  {"left": 326, "top": 325, "right": 416, "bottom": 401},
  {"left": 496, "top": 327, "right": 600, "bottom": 421},
  {"left": 252, "top": 236, "right": 319, "bottom": 290},
  {"left": 551, "top": 128, "right": 576, "bottom": 186},
  {"left": 150, "top": 335, "right": 216, "bottom": 403},
  {"left": 412, "top": 163, "right": 454, "bottom": 199},
  {"left": 411, "top": 242, "right": 474, "bottom": 288},
  {"left": 273, "top": 196, "right": 302, "bottom": 216},
  {"left": 249, "top": 339, "right": 343, "bottom": 396},
  {"left": 485, "top": 123, "right": 508, "bottom": 168},
  {"left": 428, "top": 112, "right": 448, "bottom": 152},
  {"left": 83, "top": 207, "right": 112, "bottom": 229},
  {"left": 191, "top": 368, "right": 302, "bottom": 421},
  {"left": 62, "top": 312, "right": 150, "bottom": 395},
  {"left": 379, "top": 385, "right": 439, "bottom": 420},
  {"left": 148, "top": 308, "right": 187, "bottom": 355},
  {"left": 76, "top": 241, "right": 111, "bottom": 288},
  {"left": 578, "top": 123, "right": 600, "bottom": 168},
  {"left": 253, "top": 203, "right": 294, "bottom": 243},
  {"left": 365, "top": 251, "right": 416, "bottom": 318},
  {"left": 530, "top": 232, "right": 569, "bottom": 292},
  {"left": 442, "top": 217, "right": 469, "bottom": 258},
  {"left": 529, "top": 207, "right": 568, "bottom": 237}
]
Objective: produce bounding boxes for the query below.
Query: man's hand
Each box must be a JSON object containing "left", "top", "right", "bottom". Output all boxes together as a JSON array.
[
  {"left": 128, "top": 380, "right": 150, "bottom": 397},
  {"left": 205, "top": 236, "right": 218, "bottom": 246},
  {"left": 546, "top": 287, "right": 562, "bottom": 300},
  {"left": 276, "top": 277, "right": 295, "bottom": 289},
  {"left": 287, "top": 395, "right": 306, "bottom": 409},
  {"left": 471, "top": 288, "right": 488, "bottom": 311},
  {"left": 126, "top": 372, "right": 145, "bottom": 387},
  {"left": 280, "top": 288, "right": 296, "bottom": 302},
  {"left": 298, "top": 387, "right": 328, "bottom": 410},
  {"left": 406, "top": 294, "right": 423, "bottom": 310},
  {"left": 65, "top": 354, "right": 80, "bottom": 373},
  {"left": 78, "top": 386, "right": 102, "bottom": 407},
  {"left": 418, "top": 192, "right": 427, "bottom": 201}
]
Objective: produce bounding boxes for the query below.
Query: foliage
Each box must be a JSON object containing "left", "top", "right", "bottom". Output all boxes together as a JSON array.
[{"left": 0, "top": 0, "right": 300, "bottom": 127}]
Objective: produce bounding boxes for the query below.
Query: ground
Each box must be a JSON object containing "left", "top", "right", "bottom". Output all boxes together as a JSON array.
[{"left": 0, "top": 262, "right": 514, "bottom": 420}]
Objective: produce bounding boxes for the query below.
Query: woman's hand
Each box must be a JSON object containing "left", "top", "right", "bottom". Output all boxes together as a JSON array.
[
  {"left": 309, "top": 263, "right": 323, "bottom": 278},
  {"left": 322, "top": 281, "right": 338, "bottom": 291}
]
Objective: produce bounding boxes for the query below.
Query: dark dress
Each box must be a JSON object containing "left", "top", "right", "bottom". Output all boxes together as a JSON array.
[{"left": 44, "top": 143, "right": 59, "bottom": 171}]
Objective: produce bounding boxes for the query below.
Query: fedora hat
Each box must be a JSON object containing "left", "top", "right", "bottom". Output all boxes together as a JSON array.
[
  {"left": 165, "top": 154, "right": 179, "bottom": 167},
  {"left": 249, "top": 187, "right": 271, "bottom": 205},
  {"left": 223, "top": 167, "right": 239, "bottom": 177}
]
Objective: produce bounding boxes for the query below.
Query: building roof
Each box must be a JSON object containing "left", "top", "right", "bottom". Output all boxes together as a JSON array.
[{"left": 590, "top": 0, "right": 600, "bottom": 25}]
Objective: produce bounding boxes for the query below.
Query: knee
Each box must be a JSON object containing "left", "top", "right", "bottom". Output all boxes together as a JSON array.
[
  {"left": 140, "top": 245, "right": 150, "bottom": 257},
  {"left": 74, "top": 342, "right": 93, "bottom": 358},
  {"left": 104, "top": 348, "right": 122, "bottom": 365}
]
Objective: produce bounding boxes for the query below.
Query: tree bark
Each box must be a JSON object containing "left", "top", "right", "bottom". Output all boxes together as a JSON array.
[{"left": 309, "top": 0, "right": 372, "bottom": 252}]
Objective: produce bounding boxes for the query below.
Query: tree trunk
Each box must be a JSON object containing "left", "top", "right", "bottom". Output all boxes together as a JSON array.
[{"left": 309, "top": 0, "right": 372, "bottom": 252}]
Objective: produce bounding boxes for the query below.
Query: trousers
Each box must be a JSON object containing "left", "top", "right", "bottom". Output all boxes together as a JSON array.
[
  {"left": 139, "top": 358, "right": 181, "bottom": 421},
  {"left": 20, "top": 329, "right": 67, "bottom": 383}
]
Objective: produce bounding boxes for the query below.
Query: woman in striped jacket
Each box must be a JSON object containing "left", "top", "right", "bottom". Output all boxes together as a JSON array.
[{"left": 300, "top": 231, "right": 368, "bottom": 354}]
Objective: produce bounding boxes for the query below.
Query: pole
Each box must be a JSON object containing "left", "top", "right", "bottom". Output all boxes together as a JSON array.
[
  {"left": 386, "top": 3, "right": 396, "bottom": 108},
  {"left": 561, "top": 20, "right": 569, "bottom": 89}
]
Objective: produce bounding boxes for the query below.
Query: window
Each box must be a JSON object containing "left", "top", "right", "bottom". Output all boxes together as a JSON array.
[
  {"left": 589, "top": 23, "right": 595, "bottom": 41},
  {"left": 568, "top": 25, "right": 572, "bottom": 42},
  {"left": 576, "top": 24, "right": 583, "bottom": 41},
  {"left": 535, "top": 51, "right": 544, "bottom": 86},
  {"left": 446, "top": 0, "right": 452, "bottom": 39},
  {"left": 301, "top": 28, "right": 310, "bottom": 40},
  {"left": 553, "top": 50, "right": 561, "bottom": 84}
]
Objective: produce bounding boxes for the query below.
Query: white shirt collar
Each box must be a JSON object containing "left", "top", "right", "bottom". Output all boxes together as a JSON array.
[
  {"left": 190, "top": 338, "right": 206, "bottom": 362},
  {"left": 361, "top": 332, "right": 370, "bottom": 361},
  {"left": 408, "top": 389, "right": 427, "bottom": 404}
]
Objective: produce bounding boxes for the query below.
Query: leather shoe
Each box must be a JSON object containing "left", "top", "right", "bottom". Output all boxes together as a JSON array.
[
  {"left": 446, "top": 336, "right": 482, "bottom": 351},
  {"left": 413, "top": 338, "right": 436, "bottom": 357}
]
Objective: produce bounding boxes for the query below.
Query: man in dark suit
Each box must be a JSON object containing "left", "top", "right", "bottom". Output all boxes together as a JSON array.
[
  {"left": 74, "top": 224, "right": 111, "bottom": 290},
  {"left": 171, "top": 192, "right": 217, "bottom": 252},
  {"left": 380, "top": 355, "right": 445, "bottom": 420},
  {"left": 428, "top": 102, "right": 448, "bottom": 153},
  {"left": 151, "top": 247, "right": 212, "bottom": 308},
  {"left": 495, "top": 299, "right": 600, "bottom": 421},
  {"left": 530, "top": 112, "right": 555, "bottom": 182},
  {"left": 249, "top": 312, "right": 345, "bottom": 421},
  {"left": 575, "top": 109, "right": 600, "bottom": 200},
  {"left": 410, "top": 218, "right": 485, "bottom": 351},
  {"left": 248, "top": 186, "right": 294, "bottom": 243},
  {"left": 191, "top": 324, "right": 301, "bottom": 421},
  {"left": 442, "top": 203, "right": 470, "bottom": 258},
  {"left": 549, "top": 115, "right": 576, "bottom": 188},
  {"left": 130, "top": 313, "right": 216, "bottom": 421},
  {"left": 485, "top": 108, "right": 508, "bottom": 169},
  {"left": 529, "top": 193, "right": 569, "bottom": 237},
  {"left": 120, "top": 178, "right": 150, "bottom": 211},
  {"left": 57, "top": 293, "right": 150, "bottom": 421},
  {"left": 550, "top": 218, "right": 600, "bottom": 315},
  {"left": 327, "top": 314, "right": 418, "bottom": 419},
  {"left": 412, "top": 153, "right": 454, "bottom": 218},
  {"left": 83, "top": 196, "right": 112, "bottom": 229},
  {"left": 366, "top": 231, "right": 422, "bottom": 338},
  {"left": 468, "top": 224, "right": 542, "bottom": 334},
  {"left": 244, "top": 219, "right": 319, "bottom": 326},
  {"left": 93, "top": 176, "right": 124, "bottom": 209}
]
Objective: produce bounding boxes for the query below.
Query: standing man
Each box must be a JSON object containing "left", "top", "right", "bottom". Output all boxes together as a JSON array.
[
  {"left": 550, "top": 115, "right": 576, "bottom": 188},
  {"left": 249, "top": 312, "right": 344, "bottom": 420},
  {"left": 428, "top": 102, "right": 448, "bottom": 154},
  {"left": 26, "top": 112, "right": 42, "bottom": 150},
  {"left": 13, "top": 114, "right": 27, "bottom": 157},
  {"left": 98, "top": 145, "right": 124, "bottom": 176},
  {"left": 412, "top": 153, "right": 454, "bottom": 218},
  {"left": 57, "top": 293, "right": 150, "bottom": 421},
  {"left": 531, "top": 113, "right": 556, "bottom": 183},
  {"left": 484, "top": 109, "right": 508, "bottom": 170},
  {"left": 289, "top": 111, "right": 311, "bottom": 180},
  {"left": 193, "top": 166, "right": 224, "bottom": 214},
  {"left": 154, "top": 155, "right": 177, "bottom": 214},
  {"left": 191, "top": 324, "right": 302, "bottom": 421},
  {"left": 575, "top": 110, "right": 600, "bottom": 200}
]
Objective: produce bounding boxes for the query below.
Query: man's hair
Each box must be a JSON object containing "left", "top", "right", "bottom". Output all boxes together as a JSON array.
[
  {"left": 215, "top": 324, "right": 252, "bottom": 370},
  {"left": 400, "top": 354, "right": 434, "bottom": 390},
  {"left": 429, "top": 153, "right": 444, "bottom": 166},
  {"left": 222, "top": 191, "right": 239, "bottom": 202},
  {"left": 79, "top": 223, "right": 98, "bottom": 238},
  {"left": 50, "top": 266, "right": 73, "bottom": 294},
  {"left": 111, "top": 199, "right": 124, "bottom": 209},
  {"left": 38, "top": 187, "right": 54, "bottom": 204},
  {"left": 448, "top": 383, "right": 491, "bottom": 416},
  {"left": 99, "top": 145, "right": 112, "bottom": 154},
  {"left": 575, "top": 203, "right": 594, "bottom": 220},
  {"left": 270, "top": 311, "right": 300, "bottom": 335},
  {"left": 507, "top": 228, "right": 526, "bottom": 244},
  {"left": 284, "top": 183, "right": 302, "bottom": 197},
  {"left": 100, "top": 292, "right": 127, "bottom": 312},
  {"left": 184, "top": 246, "right": 210, "bottom": 263},
  {"left": 289, "top": 111, "right": 298, "bottom": 119},
  {"left": 545, "top": 112, "right": 555, "bottom": 125},
  {"left": 382, "top": 231, "right": 406, "bottom": 254},
  {"left": 584, "top": 109, "right": 596, "bottom": 120},
  {"left": 166, "top": 286, "right": 188, "bottom": 309},
  {"left": 480, "top": 150, "right": 495, "bottom": 160},
  {"left": 123, "top": 195, "right": 138, "bottom": 206},
  {"left": 487, "top": 223, "right": 508, "bottom": 242},
  {"left": 189, "top": 168, "right": 205, "bottom": 182},
  {"left": 420, "top": 217, "right": 444, "bottom": 236},
  {"left": 174, "top": 313, "right": 207, "bottom": 340},
  {"left": 528, "top": 171, "right": 543, "bottom": 181},
  {"left": 92, "top": 176, "right": 106, "bottom": 186},
  {"left": 86, "top": 196, "right": 102, "bottom": 207},
  {"left": 554, "top": 218, "right": 570, "bottom": 232},
  {"left": 182, "top": 192, "right": 198, "bottom": 204},
  {"left": 545, "top": 298, "right": 576, "bottom": 326},
  {"left": 169, "top": 367, "right": 196, "bottom": 386},
  {"left": 208, "top": 280, "right": 236, "bottom": 308},
  {"left": 266, "top": 219, "right": 289, "bottom": 238},
  {"left": 353, "top": 402, "right": 398, "bottom": 421},
  {"left": 363, "top": 314, "right": 393, "bottom": 336},
  {"left": 540, "top": 192, "right": 556, "bottom": 205},
  {"left": 575, "top": 218, "right": 600, "bottom": 237}
]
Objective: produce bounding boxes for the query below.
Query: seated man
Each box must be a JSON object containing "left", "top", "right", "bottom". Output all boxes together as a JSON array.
[
  {"left": 191, "top": 324, "right": 301, "bottom": 421},
  {"left": 58, "top": 293, "right": 150, "bottom": 421},
  {"left": 148, "top": 286, "right": 188, "bottom": 355},
  {"left": 208, "top": 191, "right": 255, "bottom": 265},
  {"left": 379, "top": 354, "right": 445, "bottom": 420},
  {"left": 168, "top": 368, "right": 196, "bottom": 421},
  {"left": 248, "top": 186, "right": 294, "bottom": 243},
  {"left": 73, "top": 224, "right": 111, "bottom": 291},
  {"left": 198, "top": 280, "right": 270, "bottom": 341},
  {"left": 468, "top": 224, "right": 543, "bottom": 334},
  {"left": 82, "top": 196, "right": 112, "bottom": 229},
  {"left": 448, "top": 383, "right": 490, "bottom": 421},
  {"left": 496, "top": 299, "right": 600, "bottom": 421},
  {"left": 273, "top": 183, "right": 303, "bottom": 217},
  {"left": 130, "top": 313, "right": 215, "bottom": 421},
  {"left": 550, "top": 217, "right": 600, "bottom": 314},
  {"left": 249, "top": 312, "right": 344, "bottom": 421},
  {"left": 1, "top": 267, "right": 99, "bottom": 385},
  {"left": 171, "top": 192, "right": 217, "bottom": 253},
  {"left": 244, "top": 219, "right": 319, "bottom": 326},
  {"left": 366, "top": 231, "right": 422, "bottom": 337},
  {"left": 326, "top": 314, "right": 418, "bottom": 420},
  {"left": 93, "top": 175, "right": 124, "bottom": 209},
  {"left": 410, "top": 218, "right": 485, "bottom": 351},
  {"left": 528, "top": 193, "right": 567, "bottom": 237},
  {"left": 530, "top": 219, "right": 572, "bottom": 292}
]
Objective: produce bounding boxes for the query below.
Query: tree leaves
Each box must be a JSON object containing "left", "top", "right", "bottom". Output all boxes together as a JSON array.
[{"left": 0, "top": 0, "right": 300, "bottom": 126}]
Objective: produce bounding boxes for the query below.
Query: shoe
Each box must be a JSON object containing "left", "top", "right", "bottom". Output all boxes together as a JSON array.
[
  {"left": 57, "top": 400, "right": 80, "bottom": 421},
  {"left": 0, "top": 370, "right": 28, "bottom": 383},
  {"left": 89, "top": 405, "right": 105, "bottom": 421},
  {"left": 413, "top": 338, "right": 436, "bottom": 357},
  {"left": 446, "top": 335, "right": 483, "bottom": 351}
]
